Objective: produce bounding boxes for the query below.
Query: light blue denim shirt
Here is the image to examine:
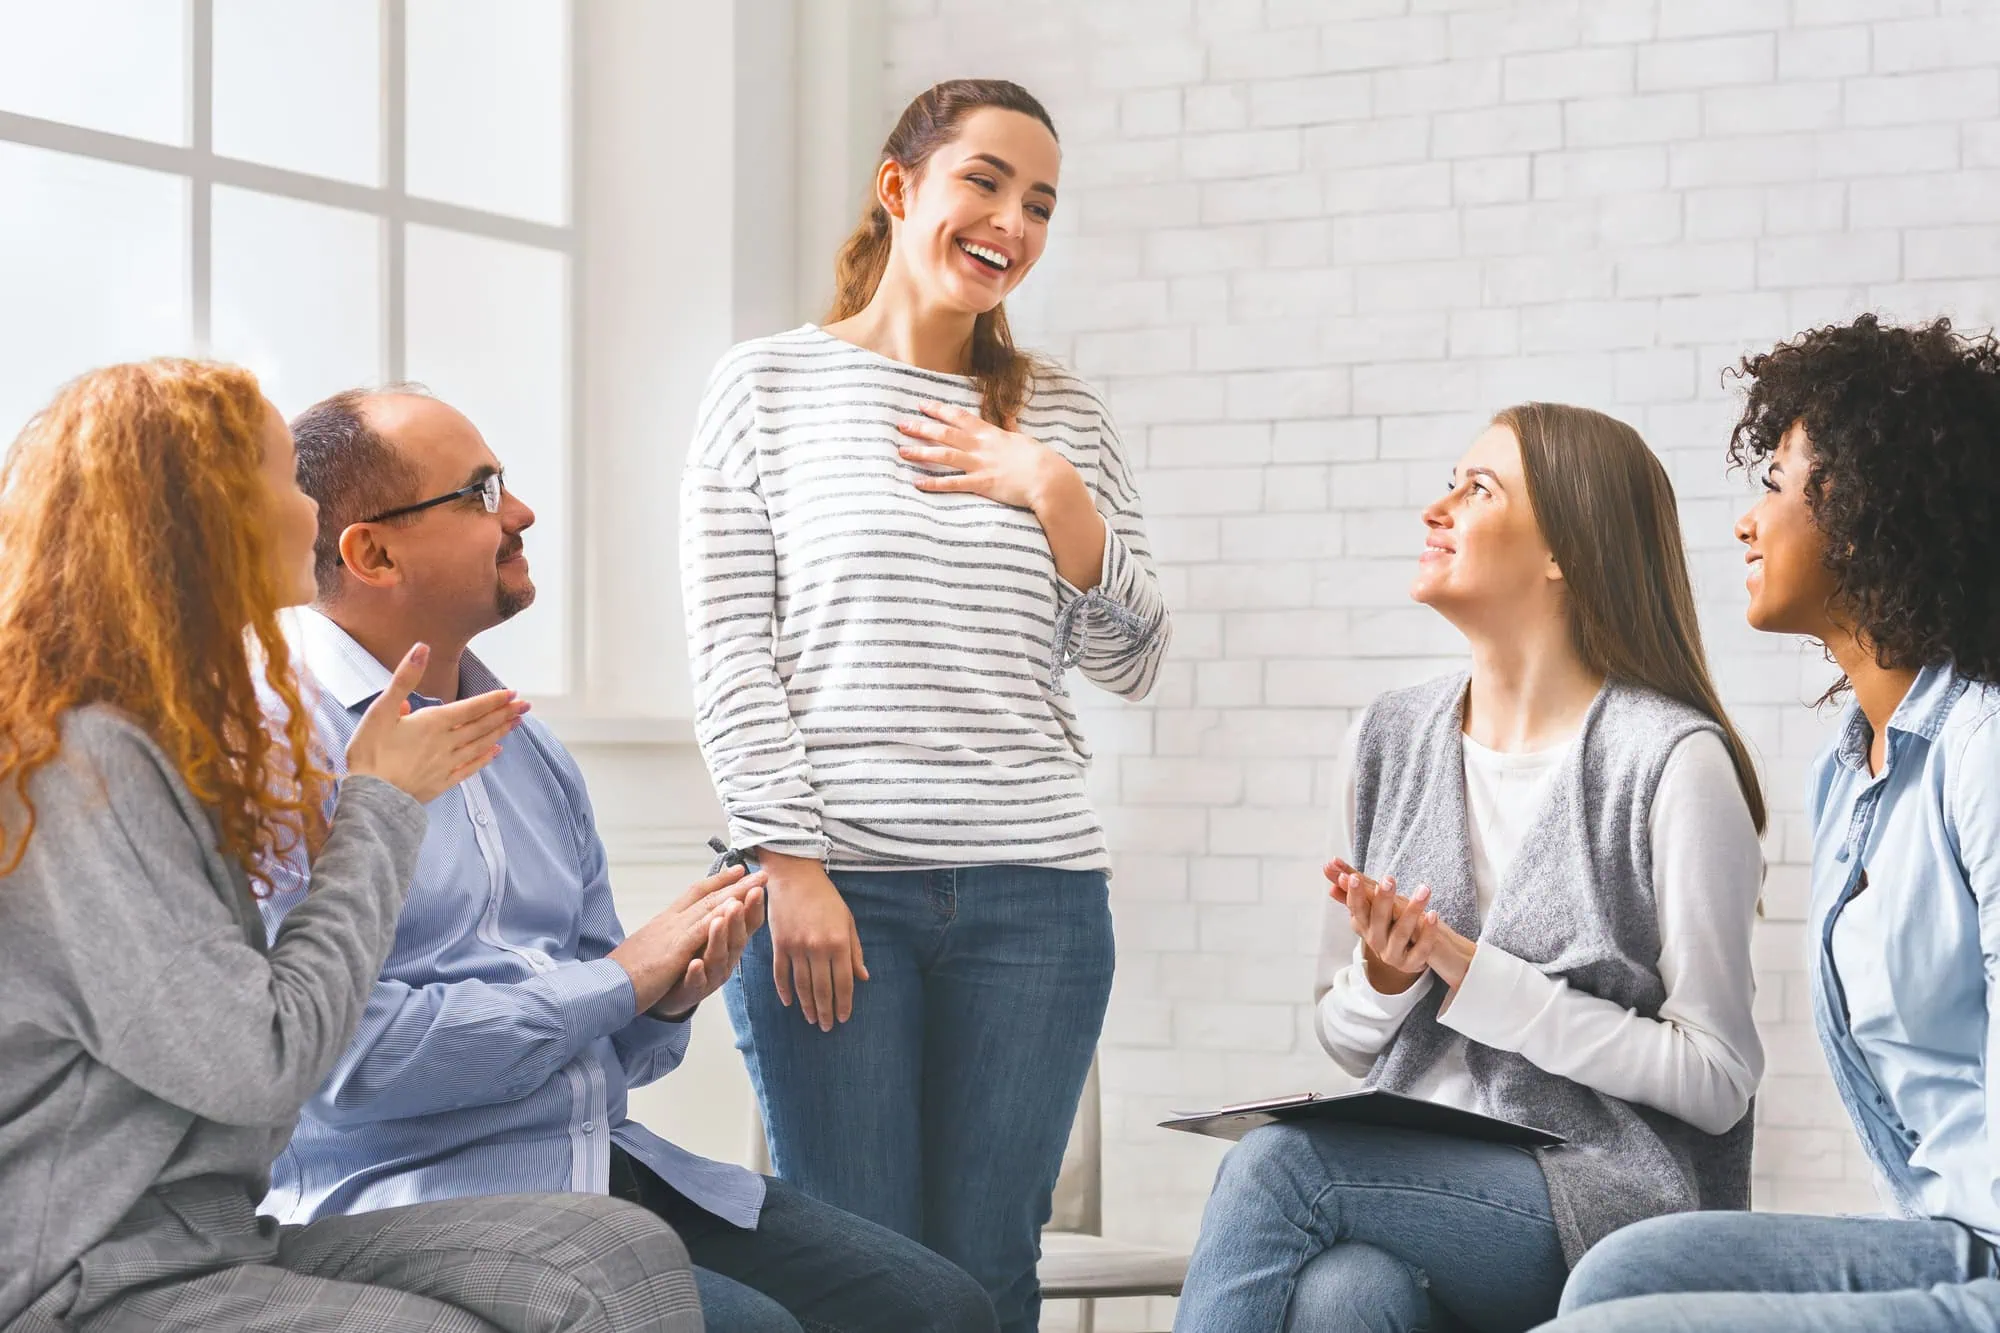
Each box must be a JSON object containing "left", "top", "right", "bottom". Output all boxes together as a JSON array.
[
  {"left": 1808, "top": 660, "right": 2000, "bottom": 1239},
  {"left": 260, "top": 609, "right": 764, "bottom": 1228}
]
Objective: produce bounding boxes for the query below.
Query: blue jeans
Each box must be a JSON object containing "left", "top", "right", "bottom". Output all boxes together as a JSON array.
[
  {"left": 1174, "top": 1121, "right": 1569, "bottom": 1333},
  {"left": 611, "top": 1148, "right": 997, "bottom": 1332},
  {"left": 1541, "top": 1210, "right": 2000, "bottom": 1333},
  {"left": 725, "top": 865, "right": 1115, "bottom": 1333}
]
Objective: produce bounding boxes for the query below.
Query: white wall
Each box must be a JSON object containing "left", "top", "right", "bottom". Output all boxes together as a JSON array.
[{"left": 878, "top": 1, "right": 2000, "bottom": 1325}]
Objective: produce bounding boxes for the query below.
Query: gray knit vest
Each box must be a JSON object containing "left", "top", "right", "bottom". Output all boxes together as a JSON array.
[{"left": 1353, "top": 672, "right": 1753, "bottom": 1268}]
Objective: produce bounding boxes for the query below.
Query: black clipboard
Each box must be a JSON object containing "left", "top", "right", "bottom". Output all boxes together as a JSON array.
[{"left": 1159, "top": 1088, "right": 1565, "bottom": 1149}]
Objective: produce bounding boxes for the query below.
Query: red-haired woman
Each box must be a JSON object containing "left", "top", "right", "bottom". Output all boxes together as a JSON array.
[
  {"left": 0, "top": 360, "right": 703, "bottom": 1333},
  {"left": 681, "top": 79, "right": 1170, "bottom": 1329}
]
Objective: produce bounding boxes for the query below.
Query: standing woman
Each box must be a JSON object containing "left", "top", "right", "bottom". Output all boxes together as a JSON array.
[
  {"left": 1174, "top": 404, "right": 1766, "bottom": 1333},
  {"left": 1547, "top": 317, "right": 2000, "bottom": 1332},
  {"left": 0, "top": 361, "right": 703, "bottom": 1333},
  {"left": 681, "top": 79, "right": 1169, "bottom": 1330}
]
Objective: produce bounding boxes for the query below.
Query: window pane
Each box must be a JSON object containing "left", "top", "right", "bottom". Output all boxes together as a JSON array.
[
  {"left": 210, "top": 188, "right": 383, "bottom": 418},
  {"left": 404, "top": 224, "right": 569, "bottom": 695},
  {"left": 0, "top": 0, "right": 188, "bottom": 144},
  {"left": 0, "top": 143, "right": 189, "bottom": 441},
  {"left": 213, "top": 0, "right": 381, "bottom": 185},
  {"left": 406, "top": 0, "right": 567, "bottom": 224}
]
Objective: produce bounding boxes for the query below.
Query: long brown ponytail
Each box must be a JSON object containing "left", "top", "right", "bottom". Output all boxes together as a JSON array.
[
  {"left": 827, "top": 79, "right": 1057, "bottom": 427},
  {"left": 1499, "top": 402, "right": 1769, "bottom": 834}
]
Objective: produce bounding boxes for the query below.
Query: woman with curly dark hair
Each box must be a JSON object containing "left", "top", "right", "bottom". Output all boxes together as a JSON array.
[{"left": 1544, "top": 314, "right": 2000, "bottom": 1332}]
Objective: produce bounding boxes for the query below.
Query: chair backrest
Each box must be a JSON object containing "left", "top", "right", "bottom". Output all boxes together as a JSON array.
[{"left": 1048, "top": 1052, "right": 1102, "bottom": 1236}]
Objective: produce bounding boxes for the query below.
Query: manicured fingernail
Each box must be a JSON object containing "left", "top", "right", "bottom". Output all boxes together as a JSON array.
[{"left": 411, "top": 643, "right": 430, "bottom": 663}]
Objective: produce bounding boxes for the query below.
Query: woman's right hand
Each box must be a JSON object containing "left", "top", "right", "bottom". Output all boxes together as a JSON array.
[
  {"left": 759, "top": 849, "right": 869, "bottom": 1032},
  {"left": 1327, "top": 860, "right": 1438, "bottom": 995},
  {"left": 344, "top": 644, "right": 529, "bottom": 804}
]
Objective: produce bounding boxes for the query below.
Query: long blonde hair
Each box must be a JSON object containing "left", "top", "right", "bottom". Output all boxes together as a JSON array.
[
  {"left": 1499, "top": 402, "right": 1767, "bottom": 833},
  {"left": 827, "top": 78, "right": 1057, "bottom": 426},
  {"left": 0, "top": 360, "right": 330, "bottom": 887}
]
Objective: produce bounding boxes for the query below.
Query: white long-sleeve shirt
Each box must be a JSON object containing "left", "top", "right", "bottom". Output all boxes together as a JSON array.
[
  {"left": 1314, "top": 715, "right": 1766, "bottom": 1136},
  {"left": 679, "top": 325, "right": 1170, "bottom": 872}
]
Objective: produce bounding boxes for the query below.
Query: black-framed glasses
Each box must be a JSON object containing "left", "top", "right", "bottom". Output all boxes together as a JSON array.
[{"left": 362, "top": 471, "right": 504, "bottom": 524}]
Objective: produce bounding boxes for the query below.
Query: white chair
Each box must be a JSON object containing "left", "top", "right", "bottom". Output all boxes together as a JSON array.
[{"left": 1038, "top": 1055, "right": 1188, "bottom": 1333}]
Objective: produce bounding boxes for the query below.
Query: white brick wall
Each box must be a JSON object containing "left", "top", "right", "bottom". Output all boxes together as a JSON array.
[{"left": 882, "top": 2, "right": 2000, "bottom": 1325}]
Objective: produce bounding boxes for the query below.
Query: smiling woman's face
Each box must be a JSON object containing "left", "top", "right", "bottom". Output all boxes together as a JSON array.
[
  {"left": 1410, "top": 423, "right": 1559, "bottom": 622},
  {"left": 1735, "top": 420, "right": 1840, "bottom": 639},
  {"left": 885, "top": 106, "right": 1060, "bottom": 317}
]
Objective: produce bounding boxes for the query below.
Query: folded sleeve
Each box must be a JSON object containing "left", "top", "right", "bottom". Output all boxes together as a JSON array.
[{"left": 1049, "top": 391, "right": 1171, "bottom": 701}]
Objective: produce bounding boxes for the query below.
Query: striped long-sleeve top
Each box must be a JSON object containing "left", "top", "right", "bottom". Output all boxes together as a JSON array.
[{"left": 680, "top": 324, "right": 1170, "bottom": 873}]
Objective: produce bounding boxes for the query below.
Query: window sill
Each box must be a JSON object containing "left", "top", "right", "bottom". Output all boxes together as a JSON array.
[{"left": 537, "top": 713, "right": 697, "bottom": 748}]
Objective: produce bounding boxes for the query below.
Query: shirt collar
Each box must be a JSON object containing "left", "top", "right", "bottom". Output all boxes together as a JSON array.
[
  {"left": 285, "top": 607, "right": 507, "bottom": 713},
  {"left": 1832, "top": 659, "right": 1969, "bottom": 773}
]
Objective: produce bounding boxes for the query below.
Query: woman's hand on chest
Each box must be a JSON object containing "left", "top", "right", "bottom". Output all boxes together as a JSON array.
[
  {"left": 895, "top": 400, "right": 1082, "bottom": 514},
  {"left": 897, "top": 401, "right": 1107, "bottom": 590}
]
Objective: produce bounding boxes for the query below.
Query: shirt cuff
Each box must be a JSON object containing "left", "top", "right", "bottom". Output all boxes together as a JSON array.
[
  {"left": 545, "top": 957, "right": 639, "bottom": 1041},
  {"left": 732, "top": 823, "right": 830, "bottom": 863},
  {"left": 1436, "top": 944, "right": 1549, "bottom": 1054},
  {"left": 1343, "top": 939, "right": 1436, "bottom": 1018}
]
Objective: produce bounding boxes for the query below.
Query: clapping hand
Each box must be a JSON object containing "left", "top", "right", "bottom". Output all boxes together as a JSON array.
[
  {"left": 650, "top": 877, "right": 768, "bottom": 1021},
  {"left": 1325, "top": 859, "right": 1476, "bottom": 991},
  {"left": 609, "top": 865, "right": 767, "bottom": 1018},
  {"left": 345, "top": 643, "right": 527, "bottom": 803}
]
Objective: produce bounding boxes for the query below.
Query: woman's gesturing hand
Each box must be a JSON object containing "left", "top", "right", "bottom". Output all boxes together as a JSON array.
[
  {"left": 758, "top": 849, "right": 870, "bottom": 1032},
  {"left": 1326, "top": 859, "right": 1479, "bottom": 992},
  {"left": 1328, "top": 860, "right": 1439, "bottom": 994},
  {"left": 345, "top": 643, "right": 528, "bottom": 804}
]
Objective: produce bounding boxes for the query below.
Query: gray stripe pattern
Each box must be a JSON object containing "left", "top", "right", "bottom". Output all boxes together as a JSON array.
[{"left": 679, "top": 325, "right": 1170, "bottom": 872}]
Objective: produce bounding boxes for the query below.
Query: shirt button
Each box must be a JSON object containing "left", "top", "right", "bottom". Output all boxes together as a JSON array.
[
  {"left": 474, "top": 812, "right": 489, "bottom": 827},
  {"left": 582, "top": 1122, "right": 595, "bottom": 1134},
  {"left": 1836, "top": 847, "right": 1850, "bottom": 863}
]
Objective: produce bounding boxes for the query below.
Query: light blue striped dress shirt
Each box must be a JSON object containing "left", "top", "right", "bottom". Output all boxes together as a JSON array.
[{"left": 260, "top": 608, "right": 765, "bottom": 1229}]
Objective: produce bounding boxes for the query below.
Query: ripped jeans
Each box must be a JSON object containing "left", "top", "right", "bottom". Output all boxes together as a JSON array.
[{"left": 1174, "top": 1121, "right": 1568, "bottom": 1333}]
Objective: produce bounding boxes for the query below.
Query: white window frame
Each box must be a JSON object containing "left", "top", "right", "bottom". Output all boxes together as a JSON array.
[{"left": 0, "top": 0, "right": 584, "bottom": 700}]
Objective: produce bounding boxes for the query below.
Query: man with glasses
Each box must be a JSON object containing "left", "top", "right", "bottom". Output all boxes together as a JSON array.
[{"left": 261, "top": 387, "right": 998, "bottom": 1333}]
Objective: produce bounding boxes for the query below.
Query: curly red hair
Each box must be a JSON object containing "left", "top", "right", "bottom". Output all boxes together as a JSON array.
[{"left": 0, "top": 359, "right": 331, "bottom": 889}]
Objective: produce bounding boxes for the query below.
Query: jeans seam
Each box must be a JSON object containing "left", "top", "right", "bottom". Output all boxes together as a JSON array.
[{"left": 1305, "top": 1177, "right": 1561, "bottom": 1230}]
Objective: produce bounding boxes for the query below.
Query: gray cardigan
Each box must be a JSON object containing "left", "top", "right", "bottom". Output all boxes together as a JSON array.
[
  {"left": 0, "top": 706, "right": 425, "bottom": 1327},
  {"left": 1354, "top": 673, "right": 1755, "bottom": 1267}
]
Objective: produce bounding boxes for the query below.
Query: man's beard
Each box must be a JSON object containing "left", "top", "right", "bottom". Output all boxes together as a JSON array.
[
  {"left": 495, "top": 539, "right": 534, "bottom": 621},
  {"left": 496, "top": 580, "right": 535, "bottom": 621}
]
